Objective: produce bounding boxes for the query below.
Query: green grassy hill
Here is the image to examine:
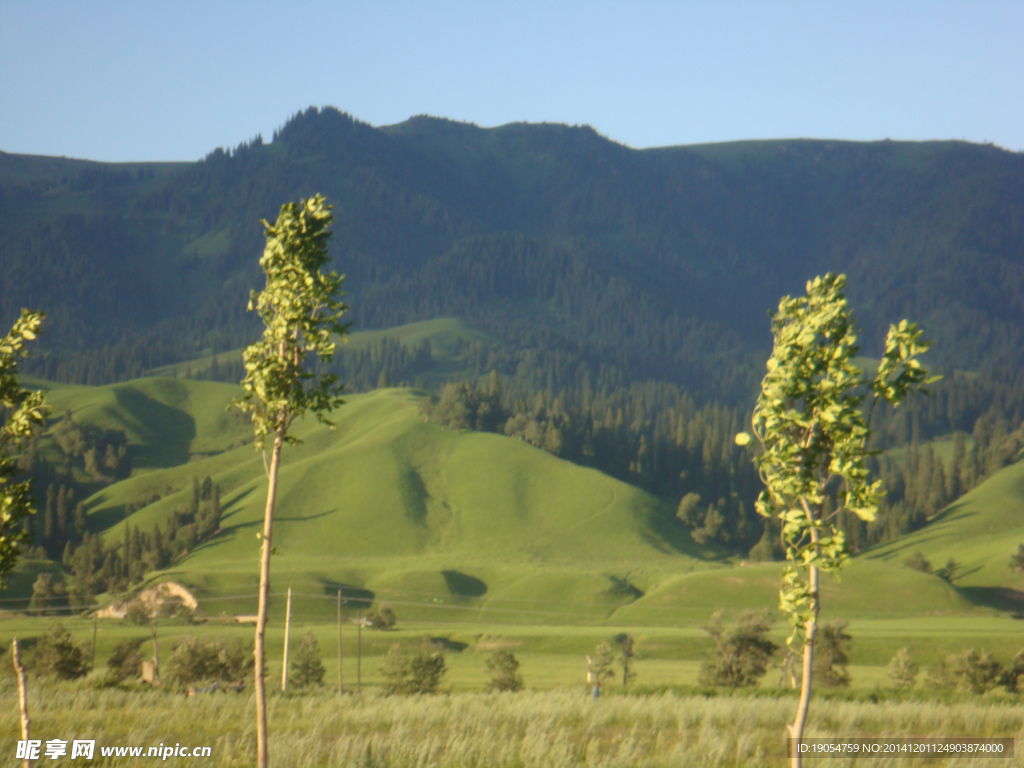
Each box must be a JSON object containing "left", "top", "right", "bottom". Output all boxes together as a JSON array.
[
  {"left": 10, "top": 375, "right": 1023, "bottom": 626},
  {"left": 866, "top": 457, "right": 1024, "bottom": 602}
]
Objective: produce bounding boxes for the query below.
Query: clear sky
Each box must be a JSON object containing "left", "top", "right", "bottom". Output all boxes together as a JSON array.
[{"left": 1, "top": 1, "right": 1021, "bottom": 162}]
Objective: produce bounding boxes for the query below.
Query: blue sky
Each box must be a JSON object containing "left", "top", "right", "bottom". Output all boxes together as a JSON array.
[{"left": 1, "top": 1, "right": 1021, "bottom": 162}]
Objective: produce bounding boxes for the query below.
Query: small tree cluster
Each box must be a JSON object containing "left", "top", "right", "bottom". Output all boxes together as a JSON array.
[
  {"left": 928, "top": 648, "right": 1003, "bottom": 694},
  {"left": 886, "top": 647, "right": 920, "bottom": 691},
  {"left": 365, "top": 604, "right": 397, "bottom": 630},
  {"left": 1009, "top": 544, "right": 1024, "bottom": 574},
  {"left": 52, "top": 410, "right": 131, "bottom": 482},
  {"left": 904, "top": 552, "right": 932, "bottom": 573},
  {"left": 106, "top": 638, "right": 145, "bottom": 684},
  {"left": 484, "top": 650, "right": 524, "bottom": 692},
  {"left": 288, "top": 631, "right": 325, "bottom": 689},
  {"left": 812, "top": 621, "right": 851, "bottom": 688},
  {"left": 699, "top": 610, "right": 778, "bottom": 688},
  {"left": 32, "top": 622, "right": 90, "bottom": 680},
  {"left": 164, "top": 636, "right": 252, "bottom": 689},
  {"left": 381, "top": 642, "right": 447, "bottom": 694}
]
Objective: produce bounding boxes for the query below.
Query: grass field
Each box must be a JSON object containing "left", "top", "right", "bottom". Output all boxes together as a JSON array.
[{"left": 1, "top": 675, "right": 1022, "bottom": 767}]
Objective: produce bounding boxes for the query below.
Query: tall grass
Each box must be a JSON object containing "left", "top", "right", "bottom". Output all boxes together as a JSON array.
[{"left": 2, "top": 679, "right": 1022, "bottom": 767}]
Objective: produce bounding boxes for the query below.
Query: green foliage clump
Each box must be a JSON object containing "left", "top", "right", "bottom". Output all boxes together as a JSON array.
[
  {"left": 366, "top": 604, "right": 397, "bottom": 630},
  {"left": 106, "top": 638, "right": 145, "bottom": 684},
  {"left": 165, "top": 636, "right": 252, "bottom": 689},
  {"left": 904, "top": 552, "right": 932, "bottom": 573},
  {"left": 0, "top": 309, "right": 48, "bottom": 584},
  {"left": 699, "top": 610, "right": 777, "bottom": 688},
  {"left": 32, "top": 622, "right": 90, "bottom": 680},
  {"left": 289, "top": 631, "right": 325, "bottom": 689},
  {"left": 887, "top": 647, "right": 920, "bottom": 691},
  {"left": 28, "top": 572, "right": 67, "bottom": 614},
  {"left": 937, "top": 558, "right": 959, "bottom": 583},
  {"left": 1010, "top": 544, "right": 1024, "bottom": 574},
  {"left": 928, "top": 648, "right": 1003, "bottom": 694},
  {"left": 484, "top": 650, "right": 524, "bottom": 693},
  {"left": 812, "top": 621, "right": 852, "bottom": 688},
  {"left": 587, "top": 641, "right": 615, "bottom": 690},
  {"left": 381, "top": 642, "right": 447, "bottom": 695}
]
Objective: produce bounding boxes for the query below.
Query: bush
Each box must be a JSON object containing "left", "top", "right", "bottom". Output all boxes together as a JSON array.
[
  {"left": 699, "top": 610, "right": 777, "bottom": 688},
  {"left": 124, "top": 599, "right": 151, "bottom": 626},
  {"left": 165, "top": 636, "right": 252, "bottom": 689},
  {"left": 1000, "top": 649, "right": 1024, "bottom": 694},
  {"left": 32, "top": 622, "right": 91, "bottom": 680},
  {"left": 289, "top": 631, "right": 325, "bottom": 689},
  {"left": 366, "top": 604, "right": 397, "bottom": 630},
  {"left": 929, "top": 648, "right": 1002, "bottom": 694},
  {"left": 813, "top": 620, "right": 852, "bottom": 688},
  {"left": 485, "top": 650, "right": 524, "bottom": 693},
  {"left": 886, "top": 647, "right": 919, "bottom": 691},
  {"left": 106, "top": 638, "right": 145, "bottom": 684},
  {"left": 382, "top": 642, "right": 446, "bottom": 694},
  {"left": 905, "top": 552, "right": 932, "bottom": 573}
]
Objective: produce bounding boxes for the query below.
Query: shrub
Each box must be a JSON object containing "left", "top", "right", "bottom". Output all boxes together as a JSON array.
[
  {"left": 32, "top": 622, "right": 90, "bottom": 680},
  {"left": 289, "top": 630, "right": 325, "bottom": 689},
  {"left": 366, "top": 604, "right": 397, "bottom": 630},
  {"left": 587, "top": 641, "right": 615, "bottom": 689},
  {"left": 382, "top": 642, "right": 446, "bottom": 694},
  {"left": 929, "top": 648, "right": 1002, "bottom": 694},
  {"left": 886, "top": 647, "right": 919, "bottom": 691},
  {"left": 107, "top": 638, "right": 145, "bottom": 684},
  {"left": 699, "top": 610, "right": 777, "bottom": 688},
  {"left": 124, "top": 599, "right": 151, "bottom": 626},
  {"left": 905, "top": 552, "right": 932, "bottom": 573},
  {"left": 1000, "top": 650, "right": 1024, "bottom": 694},
  {"left": 813, "top": 620, "right": 852, "bottom": 688},
  {"left": 165, "top": 636, "right": 252, "bottom": 688},
  {"left": 485, "top": 650, "right": 524, "bottom": 693}
]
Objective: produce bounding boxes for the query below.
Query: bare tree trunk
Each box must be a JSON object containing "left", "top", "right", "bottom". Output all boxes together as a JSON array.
[
  {"left": 255, "top": 428, "right": 284, "bottom": 768},
  {"left": 12, "top": 638, "right": 30, "bottom": 768},
  {"left": 788, "top": 551, "right": 820, "bottom": 768}
]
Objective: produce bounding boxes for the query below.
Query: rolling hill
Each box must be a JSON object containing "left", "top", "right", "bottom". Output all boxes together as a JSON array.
[{"left": 9, "top": 374, "right": 1021, "bottom": 626}]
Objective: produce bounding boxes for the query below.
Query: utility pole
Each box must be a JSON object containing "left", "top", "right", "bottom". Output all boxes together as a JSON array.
[
  {"left": 91, "top": 620, "right": 98, "bottom": 671},
  {"left": 336, "top": 589, "right": 343, "bottom": 696},
  {"left": 281, "top": 587, "right": 292, "bottom": 692},
  {"left": 356, "top": 611, "right": 362, "bottom": 694}
]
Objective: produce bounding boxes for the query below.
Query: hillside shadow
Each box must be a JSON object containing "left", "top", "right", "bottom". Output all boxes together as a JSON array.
[
  {"left": 428, "top": 636, "right": 468, "bottom": 653},
  {"left": 958, "top": 586, "right": 1024, "bottom": 617},
  {"left": 441, "top": 569, "right": 488, "bottom": 598},
  {"left": 606, "top": 574, "right": 644, "bottom": 602},
  {"left": 113, "top": 386, "right": 195, "bottom": 468},
  {"left": 322, "top": 581, "right": 374, "bottom": 610}
]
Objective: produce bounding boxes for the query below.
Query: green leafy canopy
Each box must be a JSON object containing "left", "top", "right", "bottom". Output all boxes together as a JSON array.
[
  {"left": 232, "top": 194, "right": 349, "bottom": 452},
  {"left": 0, "top": 309, "right": 49, "bottom": 583},
  {"left": 737, "top": 273, "right": 935, "bottom": 646}
]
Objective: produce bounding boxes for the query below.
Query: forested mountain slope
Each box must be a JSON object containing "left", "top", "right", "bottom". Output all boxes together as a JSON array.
[{"left": 2, "top": 107, "right": 1023, "bottom": 405}]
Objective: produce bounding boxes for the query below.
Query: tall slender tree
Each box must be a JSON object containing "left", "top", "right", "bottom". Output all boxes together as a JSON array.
[
  {"left": 0, "top": 310, "right": 48, "bottom": 584},
  {"left": 737, "top": 274, "right": 933, "bottom": 767},
  {"left": 232, "top": 195, "right": 347, "bottom": 768}
]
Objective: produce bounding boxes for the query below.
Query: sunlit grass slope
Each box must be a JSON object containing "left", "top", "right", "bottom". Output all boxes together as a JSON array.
[
  {"left": 72, "top": 383, "right": 712, "bottom": 621},
  {"left": 14, "top": 374, "right": 1018, "bottom": 625},
  {"left": 867, "top": 457, "right": 1024, "bottom": 595}
]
